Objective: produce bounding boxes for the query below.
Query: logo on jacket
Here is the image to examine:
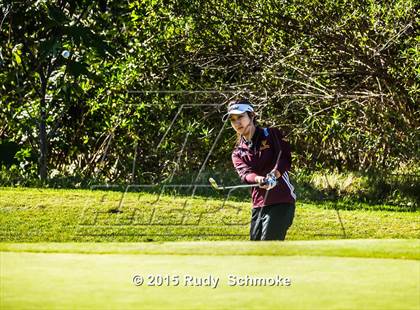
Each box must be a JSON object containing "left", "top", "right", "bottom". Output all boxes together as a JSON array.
[{"left": 260, "top": 140, "right": 270, "bottom": 150}]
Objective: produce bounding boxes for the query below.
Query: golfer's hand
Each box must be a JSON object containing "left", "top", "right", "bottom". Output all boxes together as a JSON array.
[
  {"left": 271, "top": 169, "right": 281, "bottom": 179},
  {"left": 255, "top": 176, "right": 269, "bottom": 189},
  {"left": 264, "top": 172, "right": 277, "bottom": 190}
]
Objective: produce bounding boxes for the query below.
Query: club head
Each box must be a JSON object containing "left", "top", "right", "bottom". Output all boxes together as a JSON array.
[{"left": 208, "top": 178, "right": 220, "bottom": 190}]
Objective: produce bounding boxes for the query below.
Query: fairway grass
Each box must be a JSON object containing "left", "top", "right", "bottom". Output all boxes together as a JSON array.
[
  {"left": 1, "top": 240, "right": 419, "bottom": 310},
  {"left": 1, "top": 187, "right": 419, "bottom": 241}
]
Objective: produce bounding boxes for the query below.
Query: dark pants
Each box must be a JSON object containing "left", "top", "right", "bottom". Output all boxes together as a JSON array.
[{"left": 250, "top": 203, "right": 295, "bottom": 241}]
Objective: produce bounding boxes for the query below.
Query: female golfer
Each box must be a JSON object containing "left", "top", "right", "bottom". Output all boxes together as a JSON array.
[{"left": 223, "top": 99, "right": 296, "bottom": 241}]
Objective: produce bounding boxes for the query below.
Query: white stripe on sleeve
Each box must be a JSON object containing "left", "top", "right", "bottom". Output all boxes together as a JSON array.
[{"left": 281, "top": 171, "right": 297, "bottom": 200}]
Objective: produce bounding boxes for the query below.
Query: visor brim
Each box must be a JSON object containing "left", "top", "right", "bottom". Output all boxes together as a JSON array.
[{"left": 222, "top": 110, "right": 253, "bottom": 122}]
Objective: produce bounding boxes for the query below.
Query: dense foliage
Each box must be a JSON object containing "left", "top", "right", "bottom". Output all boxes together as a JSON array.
[{"left": 1, "top": 0, "right": 418, "bottom": 187}]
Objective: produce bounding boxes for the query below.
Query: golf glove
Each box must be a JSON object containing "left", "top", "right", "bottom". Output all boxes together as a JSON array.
[{"left": 264, "top": 172, "right": 277, "bottom": 190}]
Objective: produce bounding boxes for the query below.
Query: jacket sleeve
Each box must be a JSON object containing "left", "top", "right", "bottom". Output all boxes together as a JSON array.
[
  {"left": 270, "top": 128, "right": 292, "bottom": 175},
  {"left": 232, "top": 151, "right": 258, "bottom": 184}
]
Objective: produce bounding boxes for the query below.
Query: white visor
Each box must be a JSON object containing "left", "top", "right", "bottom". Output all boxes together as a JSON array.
[{"left": 222, "top": 103, "right": 254, "bottom": 121}]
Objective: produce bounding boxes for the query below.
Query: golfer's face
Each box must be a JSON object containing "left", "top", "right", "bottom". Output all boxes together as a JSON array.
[{"left": 229, "top": 113, "right": 252, "bottom": 134}]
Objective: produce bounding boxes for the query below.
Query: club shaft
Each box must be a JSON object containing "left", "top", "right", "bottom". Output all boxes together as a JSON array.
[{"left": 218, "top": 184, "right": 259, "bottom": 190}]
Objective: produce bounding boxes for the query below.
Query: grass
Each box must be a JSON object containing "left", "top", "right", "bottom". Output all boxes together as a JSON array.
[
  {"left": 0, "top": 239, "right": 419, "bottom": 259},
  {"left": 0, "top": 187, "right": 419, "bottom": 241},
  {"left": 1, "top": 187, "right": 419, "bottom": 309},
  {"left": 1, "top": 240, "right": 419, "bottom": 310}
]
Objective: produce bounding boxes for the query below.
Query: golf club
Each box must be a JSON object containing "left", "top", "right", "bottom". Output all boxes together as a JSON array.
[{"left": 208, "top": 177, "right": 263, "bottom": 191}]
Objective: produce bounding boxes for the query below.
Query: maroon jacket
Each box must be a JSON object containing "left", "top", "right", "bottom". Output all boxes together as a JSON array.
[{"left": 231, "top": 126, "right": 296, "bottom": 208}]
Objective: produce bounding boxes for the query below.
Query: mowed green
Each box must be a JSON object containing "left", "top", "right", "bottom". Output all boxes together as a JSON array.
[{"left": 1, "top": 240, "right": 419, "bottom": 310}]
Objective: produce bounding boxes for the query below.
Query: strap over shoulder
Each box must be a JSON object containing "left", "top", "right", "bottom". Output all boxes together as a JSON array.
[{"left": 263, "top": 127, "right": 269, "bottom": 137}]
